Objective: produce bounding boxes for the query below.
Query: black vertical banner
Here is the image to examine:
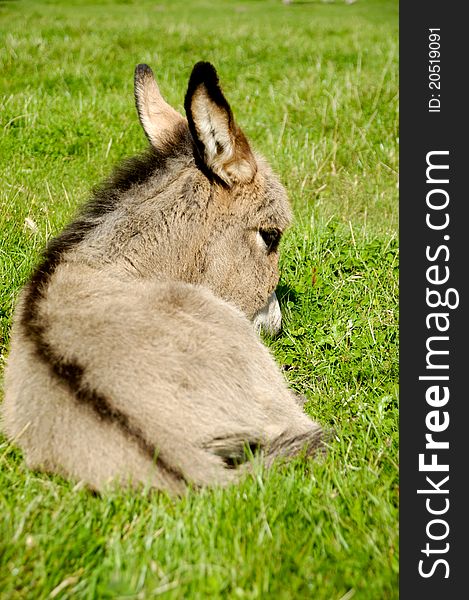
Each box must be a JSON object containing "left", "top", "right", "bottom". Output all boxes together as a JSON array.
[{"left": 400, "top": 2, "right": 466, "bottom": 598}]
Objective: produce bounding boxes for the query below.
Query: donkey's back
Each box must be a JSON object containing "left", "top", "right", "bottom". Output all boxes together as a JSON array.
[{"left": 2, "top": 62, "right": 323, "bottom": 492}]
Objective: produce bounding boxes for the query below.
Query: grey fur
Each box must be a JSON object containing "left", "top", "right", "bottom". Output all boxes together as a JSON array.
[{"left": 1, "top": 62, "right": 324, "bottom": 493}]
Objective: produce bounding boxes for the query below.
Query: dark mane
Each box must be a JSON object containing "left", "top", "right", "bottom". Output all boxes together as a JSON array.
[
  {"left": 21, "top": 147, "right": 161, "bottom": 301},
  {"left": 24, "top": 121, "right": 192, "bottom": 297}
]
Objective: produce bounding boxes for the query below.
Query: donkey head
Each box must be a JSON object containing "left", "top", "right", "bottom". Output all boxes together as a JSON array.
[{"left": 131, "top": 62, "right": 292, "bottom": 334}]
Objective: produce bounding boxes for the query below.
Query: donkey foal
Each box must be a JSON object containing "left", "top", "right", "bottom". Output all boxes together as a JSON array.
[{"left": 2, "top": 62, "right": 324, "bottom": 493}]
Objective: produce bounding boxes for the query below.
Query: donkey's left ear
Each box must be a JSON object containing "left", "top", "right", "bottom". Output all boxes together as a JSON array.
[
  {"left": 134, "top": 64, "right": 185, "bottom": 149},
  {"left": 184, "top": 62, "right": 257, "bottom": 186}
]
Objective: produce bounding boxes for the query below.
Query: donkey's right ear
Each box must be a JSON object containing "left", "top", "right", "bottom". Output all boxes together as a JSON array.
[
  {"left": 184, "top": 62, "right": 256, "bottom": 186},
  {"left": 134, "top": 64, "right": 184, "bottom": 149}
]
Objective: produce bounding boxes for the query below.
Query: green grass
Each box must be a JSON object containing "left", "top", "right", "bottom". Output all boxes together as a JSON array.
[{"left": 0, "top": 0, "right": 398, "bottom": 598}]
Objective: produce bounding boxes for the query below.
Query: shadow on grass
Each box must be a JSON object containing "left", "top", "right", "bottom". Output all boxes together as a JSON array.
[{"left": 276, "top": 282, "right": 299, "bottom": 307}]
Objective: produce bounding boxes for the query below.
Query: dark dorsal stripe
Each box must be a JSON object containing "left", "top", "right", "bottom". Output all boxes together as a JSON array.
[{"left": 19, "top": 131, "right": 193, "bottom": 484}]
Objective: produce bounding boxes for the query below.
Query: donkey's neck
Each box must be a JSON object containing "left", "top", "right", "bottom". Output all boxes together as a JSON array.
[{"left": 66, "top": 167, "right": 214, "bottom": 285}]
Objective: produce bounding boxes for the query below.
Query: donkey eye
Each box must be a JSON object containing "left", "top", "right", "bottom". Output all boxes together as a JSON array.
[{"left": 259, "top": 228, "right": 281, "bottom": 252}]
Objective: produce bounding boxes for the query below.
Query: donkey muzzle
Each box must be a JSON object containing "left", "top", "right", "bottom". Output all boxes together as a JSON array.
[{"left": 252, "top": 291, "right": 282, "bottom": 336}]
